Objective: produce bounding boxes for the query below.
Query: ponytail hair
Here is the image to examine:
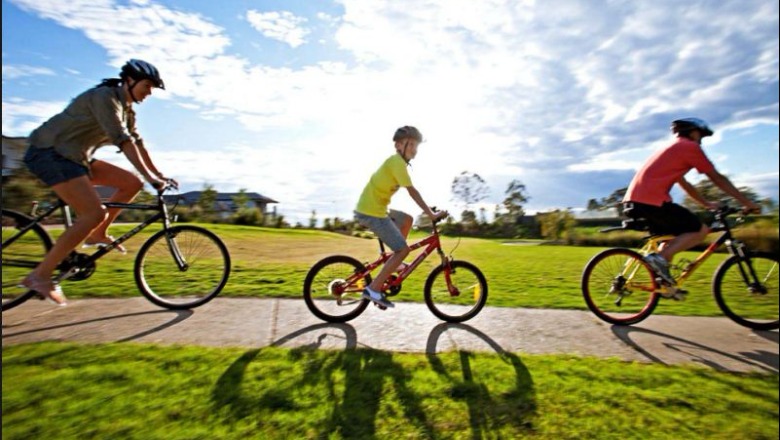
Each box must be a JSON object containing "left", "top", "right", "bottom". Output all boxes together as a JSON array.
[{"left": 95, "top": 78, "right": 123, "bottom": 88}]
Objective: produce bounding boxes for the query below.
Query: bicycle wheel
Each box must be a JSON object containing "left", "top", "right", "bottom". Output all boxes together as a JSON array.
[
  {"left": 424, "top": 260, "right": 488, "bottom": 323},
  {"left": 303, "top": 255, "right": 370, "bottom": 323},
  {"left": 2, "top": 209, "right": 52, "bottom": 311},
  {"left": 712, "top": 252, "right": 779, "bottom": 330},
  {"left": 135, "top": 225, "right": 231, "bottom": 309},
  {"left": 581, "top": 248, "right": 660, "bottom": 325}
]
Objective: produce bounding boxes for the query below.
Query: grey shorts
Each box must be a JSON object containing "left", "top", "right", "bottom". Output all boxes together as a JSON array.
[
  {"left": 354, "top": 210, "right": 410, "bottom": 252},
  {"left": 24, "top": 146, "right": 89, "bottom": 186}
]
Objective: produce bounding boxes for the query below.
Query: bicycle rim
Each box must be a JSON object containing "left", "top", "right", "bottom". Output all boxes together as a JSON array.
[
  {"left": 135, "top": 226, "right": 230, "bottom": 309},
  {"left": 713, "top": 253, "right": 779, "bottom": 330},
  {"left": 2, "top": 210, "right": 52, "bottom": 311},
  {"left": 424, "top": 260, "right": 488, "bottom": 322},
  {"left": 303, "top": 255, "right": 370, "bottom": 323},
  {"left": 582, "top": 248, "right": 659, "bottom": 325}
]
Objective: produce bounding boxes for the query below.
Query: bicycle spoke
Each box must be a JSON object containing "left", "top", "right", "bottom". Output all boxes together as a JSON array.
[{"left": 582, "top": 249, "right": 658, "bottom": 325}]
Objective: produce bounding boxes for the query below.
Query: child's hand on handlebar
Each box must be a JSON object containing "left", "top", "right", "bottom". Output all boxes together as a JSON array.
[{"left": 429, "top": 210, "right": 449, "bottom": 222}]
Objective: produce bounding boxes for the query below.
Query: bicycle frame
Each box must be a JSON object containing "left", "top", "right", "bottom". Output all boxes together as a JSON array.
[
  {"left": 629, "top": 209, "right": 762, "bottom": 292},
  {"left": 334, "top": 221, "right": 454, "bottom": 296},
  {"left": 3, "top": 192, "right": 185, "bottom": 281}
]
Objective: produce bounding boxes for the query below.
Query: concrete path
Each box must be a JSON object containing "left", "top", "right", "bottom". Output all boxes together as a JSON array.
[{"left": 2, "top": 297, "right": 777, "bottom": 374}]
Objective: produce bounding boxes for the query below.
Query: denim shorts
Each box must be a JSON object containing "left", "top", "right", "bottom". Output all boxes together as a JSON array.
[
  {"left": 24, "top": 146, "right": 89, "bottom": 186},
  {"left": 354, "top": 210, "right": 409, "bottom": 252}
]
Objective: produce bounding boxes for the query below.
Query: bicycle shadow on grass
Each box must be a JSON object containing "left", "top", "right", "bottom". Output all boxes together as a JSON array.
[
  {"left": 211, "top": 321, "right": 536, "bottom": 438},
  {"left": 1, "top": 309, "right": 193, "bottom": 343},
  {"left": 425, "top": 323, "right": 537, "bottom": 437},
  {"left": 611, "top": 325, "right": 778, "bottom": 373},
  {"left": 212, "top": 322, "right": 438, "bottom": 439}
]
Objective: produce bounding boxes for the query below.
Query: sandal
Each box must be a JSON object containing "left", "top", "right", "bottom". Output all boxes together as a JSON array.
[
  {"left": 83, "top": 235, "right": 127, "bottom": 254},
  {"left": 19, "top": 274, "right": 68, "bottom": 306}
]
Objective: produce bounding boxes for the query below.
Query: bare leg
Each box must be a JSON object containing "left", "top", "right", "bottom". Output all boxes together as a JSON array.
[
  {"left": 24, "top": 176, "right": 107, "bottom": 303},
  {"left": 658, "top": 225, "right": 709, "bottom": 262},
  {"left": 86, "top": 159, "right": 143, "bottom": 243},
  {"left": 369, "top": 246, "right": 410, "bottom": 292}
]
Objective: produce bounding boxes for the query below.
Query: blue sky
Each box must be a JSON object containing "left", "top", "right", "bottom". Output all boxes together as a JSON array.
[{"left": 2, "top": 0, "right": 778, "bottom": 224}]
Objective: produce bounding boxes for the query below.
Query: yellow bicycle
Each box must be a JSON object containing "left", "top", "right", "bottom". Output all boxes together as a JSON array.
[{"left": 581, "top": 206, "right": 778, "bottom": 330}]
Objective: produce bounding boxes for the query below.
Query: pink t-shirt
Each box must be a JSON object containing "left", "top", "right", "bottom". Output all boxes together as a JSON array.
[{"left": 624, "top": 138, "right": 715, "bottom": 206}]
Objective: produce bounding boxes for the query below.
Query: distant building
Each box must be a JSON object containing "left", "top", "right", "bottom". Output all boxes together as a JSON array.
[
  {"left": 164, "top": 191, "right": 278, "bottom": 218},
  {"left": 2, "top": 135, "right": 28, "bottom": 180}
]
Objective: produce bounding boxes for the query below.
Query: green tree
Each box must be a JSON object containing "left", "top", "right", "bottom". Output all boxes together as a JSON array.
[
  {"left": 1, "top": 168, "right": 54, "bottom": 213},
  {"left": 197, "top": 183, "right": 218, "bottom": 219},
  {"left": 502, "top": 179, "right": 529, "bottom": 220},
  {"left": 682, "top": 178, "right": 762, "bottom": 212},
  {"left": 451, "top": 171, "right": 489, "bottom": 212},
  {"left": 309, "top": 210, "right": 318, "bottom": 229},
  {"left": 538, "top": 209, "right": 577, "bottom": 241}
]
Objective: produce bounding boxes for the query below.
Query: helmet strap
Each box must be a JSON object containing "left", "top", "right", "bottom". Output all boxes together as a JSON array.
[{"left": 127, "top": 78, "right": 142, "bottom": 103}]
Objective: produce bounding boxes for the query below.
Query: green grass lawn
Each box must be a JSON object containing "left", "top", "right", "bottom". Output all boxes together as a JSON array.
[
  {"left": 53, "top": 223, "right": 739, "bottom": 318},
  {"left": 3, "top": 342, "right": 777, "bottom": 440}
]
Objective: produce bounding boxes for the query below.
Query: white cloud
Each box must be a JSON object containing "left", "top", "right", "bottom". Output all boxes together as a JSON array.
[
  {"left": 1, "top": 98, "right": 67, "bottom": 136},
  {"left": 2, "top": 64, "right": 55, "bottom": 80},
  {"left": 4, "top": 0, "right": 778, "bottom": 221},
  {"left": 246, "top": 10, "right": 310, "bottom": 48}
]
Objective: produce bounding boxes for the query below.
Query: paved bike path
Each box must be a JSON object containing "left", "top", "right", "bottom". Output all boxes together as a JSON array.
[{"left": 2, "top": 297, "right": 777, "bottom": 374}]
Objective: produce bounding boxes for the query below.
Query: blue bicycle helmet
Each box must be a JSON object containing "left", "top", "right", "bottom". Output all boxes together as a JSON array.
[
  {"left": 121, "top": 59, "right": 165, "bottom": 90},
  {"left": 671, "top": 118, "right": 714, "bottom": 137}
]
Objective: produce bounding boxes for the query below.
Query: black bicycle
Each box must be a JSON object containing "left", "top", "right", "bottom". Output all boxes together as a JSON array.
[{"left": 2, "top": 188, "right": 231, "bottom": 311}]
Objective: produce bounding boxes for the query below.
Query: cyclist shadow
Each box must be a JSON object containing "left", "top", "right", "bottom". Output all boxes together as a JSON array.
[
  {"left": 1, "top": 309, "right": 193, "bottom": 343},
  {"left": 426, "top": 323, "right": 536, "bottom": 436},
  {"left": 212, "top": 323, "right": 433, "bottom": 438},
  {"left": 212, "top": 322, "right": 536, "bottom": 438},
  {"left": 611, "top": 325, "right": 778, "bottom": 373}
]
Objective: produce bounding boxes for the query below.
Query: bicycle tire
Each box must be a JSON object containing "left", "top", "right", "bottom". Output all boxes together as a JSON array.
[
  {"left": 135, "top": 225, "right": 231, "bottom": 309},
  {"left": 2, "top": 209, "right": 52, "bottom": 311},
  {"left": 303, "top": 255, "right": 370, "bottom": 323},
  {"left": 712, "top": 252, "right": 779, "bottom": 331},
  {"left": 581, "top": 248, "right": 660, "bottom": 325},
  {"left": 424, "top": 260, "right": 488, "bottom": 323}
]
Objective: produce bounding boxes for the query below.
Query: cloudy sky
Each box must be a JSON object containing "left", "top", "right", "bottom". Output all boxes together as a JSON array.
[{"left": 2, "top": 0, "right": 778, "bottom": 224}]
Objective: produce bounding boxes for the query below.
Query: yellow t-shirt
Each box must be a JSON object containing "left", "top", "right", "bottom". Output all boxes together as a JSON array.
[{"left": 355, "top": 153, "right": 412, "bottom": 217}]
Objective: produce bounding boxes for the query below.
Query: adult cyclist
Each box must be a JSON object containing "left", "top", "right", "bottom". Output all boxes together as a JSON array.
[
  {"left": 20, "top": 59, "right": 176, "bottom": 305},
  {"left": 622, "top": 117, "right": 761, "bottom": 294}
]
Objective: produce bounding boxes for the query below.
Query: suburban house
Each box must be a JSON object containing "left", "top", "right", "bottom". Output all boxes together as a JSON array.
[
  {"left": 163, "top": 191, "right": 278, "bottom": 218},
  {"left": 2, "top": 135, "right": 27, "bottom": 180}
]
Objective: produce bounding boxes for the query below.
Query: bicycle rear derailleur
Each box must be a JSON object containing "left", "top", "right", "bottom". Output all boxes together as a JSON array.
[{"left": 57, "top": 252, "right": 96, "bottom": 281}]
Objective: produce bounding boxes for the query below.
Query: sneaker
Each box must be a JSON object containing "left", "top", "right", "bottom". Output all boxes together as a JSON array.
[
  {"left": 362, "top": 287, "right": 395, "bottom": 309},
  {"left": 19, "top": 274, "right": 68, "bottom": 306},
  {"left": 644, "top": 253, "right": 676, "bottom": 286}
]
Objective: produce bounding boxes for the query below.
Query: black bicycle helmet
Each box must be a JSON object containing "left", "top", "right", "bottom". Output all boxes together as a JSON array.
[
  {"left": 120, "top": 59, "right": 165, "bottom": 90},
  {"left": 671, "top": 118, "right": 713, "bottom": 137},
  {"left": 392, "top": 126, "right": 423, "bottom": 143}
]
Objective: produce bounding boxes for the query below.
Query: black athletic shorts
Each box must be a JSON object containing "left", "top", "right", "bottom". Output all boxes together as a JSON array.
[{"left": 623, "top": 201, "right": 703, "bottom": 235}]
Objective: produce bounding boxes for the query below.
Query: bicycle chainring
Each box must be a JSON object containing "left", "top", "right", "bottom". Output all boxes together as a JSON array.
[
  {"left": 58, "top": 252, "right": 97, "bottom": 281},
  {"left": 384, "top": 274, "right": 402, "bottom": 297}
]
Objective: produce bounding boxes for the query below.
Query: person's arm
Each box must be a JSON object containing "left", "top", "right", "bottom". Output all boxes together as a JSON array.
[
  {"left": 677, "top": 177, "right": 717, "bottom": 210},
  {"left": 406, "top": 186, "right": 446, "bottom": 220},
  {"left": 136, "top": 140, "right": 178, "bottom": 187},
  {"left": 120, "top": 139, "right": 166, "bottom": 189},
  {"left": 704, "top": 170, "right": 761, "bottom": 212}
]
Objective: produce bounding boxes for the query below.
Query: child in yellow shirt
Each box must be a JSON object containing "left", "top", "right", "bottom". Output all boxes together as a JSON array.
[{"left": 354, "top": 126, "right": 447, "bottom": 309}]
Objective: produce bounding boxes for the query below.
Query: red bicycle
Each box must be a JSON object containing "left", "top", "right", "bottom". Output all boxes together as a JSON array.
[{"left": 303, "top": 212, "right": 488, "bottom": 323}]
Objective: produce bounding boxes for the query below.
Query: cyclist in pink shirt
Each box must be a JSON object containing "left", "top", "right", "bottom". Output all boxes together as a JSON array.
[{"left": 623, "top": 118, "right": 760, "bottom": 291}]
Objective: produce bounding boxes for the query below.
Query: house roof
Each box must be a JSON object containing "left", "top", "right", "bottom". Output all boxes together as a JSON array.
[{"left": 163, "top": 191, "right": 278, "bottom": 205}]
